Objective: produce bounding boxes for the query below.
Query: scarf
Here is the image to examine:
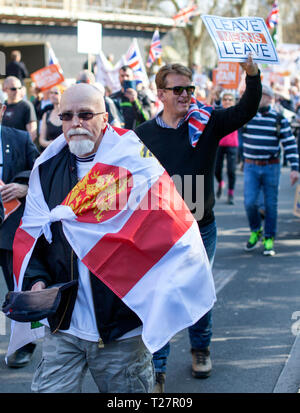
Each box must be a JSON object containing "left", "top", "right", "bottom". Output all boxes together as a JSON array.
[{"left": 184, "top": 96, "right": 213, "bottom": 147}]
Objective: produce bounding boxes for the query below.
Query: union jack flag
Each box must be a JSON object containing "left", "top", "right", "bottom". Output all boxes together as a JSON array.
[
  {"left": 266, "top": 1, "right": 279, "bottom": 29},
  {"left": 124, "top": 39, "right": 149, "bottom": 85},
  {"left": 184, "top": 97, "right": 213, "bottom": 147},
  {"left": 146, "top": 30, "right": 162, "bottom": 68}
]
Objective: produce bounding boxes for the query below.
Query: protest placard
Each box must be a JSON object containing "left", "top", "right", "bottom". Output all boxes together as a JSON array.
[
  {"left": 77, "top": 20, "right": 102, "bottom": 55},
  {"left": 201, "top": 15, "right": 279, "bottom": 64},
  {"left": 0, "top": 179, "right": 21, "bottom": 220},
  {"left": 212, "top": 62, "right": 241, "bottom": 89},
  {"left": 30, "top": 64, "right": 64, "bottom": 91}
]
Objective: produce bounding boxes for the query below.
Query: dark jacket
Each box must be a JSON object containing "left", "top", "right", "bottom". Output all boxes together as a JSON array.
[
  {"left": 110, "top": 89, "right": 151, "bottom": 129},
  {"left": 135, "top": 72, "right": 262, "bottom": 228},
  {"left": 23, "top": 146, "right": 142, "bottom": 343},
  {"left": 0, "top": 126, "right": 39, "bottom": 250},
  {"left": 6, "top": 61, "right": 29, "bottom": 84}
]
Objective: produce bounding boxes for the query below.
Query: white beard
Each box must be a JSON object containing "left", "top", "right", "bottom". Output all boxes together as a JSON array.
[{"left": 68, "top": 139, "right": 95, "bottom": 156}]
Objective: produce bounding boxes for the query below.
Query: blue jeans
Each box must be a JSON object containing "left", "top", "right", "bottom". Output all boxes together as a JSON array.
[
  {"left": 153, "top": 221, "right": 217, "bottom": 373},
  {"left": 244, "top": 162, "right": 281, "bottom": 238}
]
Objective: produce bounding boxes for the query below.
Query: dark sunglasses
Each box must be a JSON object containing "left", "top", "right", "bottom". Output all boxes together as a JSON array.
[
  {"left": 164, "top": 85, "right": 195, "bottom": 96},
  {"left": 50, "top": 91, "right": 60, "bottom": 95},
  {"left": 58, "top": 111, "right": 105, "bottom": 121},
  {"left": 10, "top": 87, "right": 22, "bottom": 91}
]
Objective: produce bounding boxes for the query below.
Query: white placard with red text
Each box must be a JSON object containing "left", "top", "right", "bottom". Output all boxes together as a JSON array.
[{"left": 201, "top": 15, "right": 279, "bottom": 64}]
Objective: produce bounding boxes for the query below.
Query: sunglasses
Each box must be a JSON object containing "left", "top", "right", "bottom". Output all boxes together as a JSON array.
[
  {"left": 222, "top": 97, "right": 234, "bottom": 101},
  {"left": 50, "top": 91, "right": 60, "bottom": 95},
  {"left": 10, "top": 87, "right": 22, "bottom": 91},
  {"left": 164, "top": 85, "right": 195, "bottom": 96},
  {"left": 58, "top": 111, "right": 105, "bottom": 121}
]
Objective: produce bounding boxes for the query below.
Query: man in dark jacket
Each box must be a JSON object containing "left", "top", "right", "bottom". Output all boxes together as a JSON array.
[
  {"left": 110, "top": 65, "right": 151, "bottom": 129},
  {"left": 6, "top": 50, "right": 29, "bottom": 85},
  {"left": 0, "top": 95, "right": 39, "bottom": 367},
  {"left": 22, "top": 83, "right": 154, "bottom": 393},
  {"left": 135, "top": 55, "right": 262, "bottom": 392}
]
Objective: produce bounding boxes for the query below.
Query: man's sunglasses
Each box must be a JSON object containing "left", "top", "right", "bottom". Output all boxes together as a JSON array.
[
  {"left": 10, "top": 87, "right": 22, "bottom": 91},
  {"left": 58, "top": 111, "right": 105, "bottom": 121},
  {"left": 164, "top": 85, "right": 195, "bottom": 96}
]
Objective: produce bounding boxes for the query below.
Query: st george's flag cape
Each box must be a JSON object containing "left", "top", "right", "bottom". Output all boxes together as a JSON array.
[{"left": 6, "top": 125, "right": 216, "bottom": 359}]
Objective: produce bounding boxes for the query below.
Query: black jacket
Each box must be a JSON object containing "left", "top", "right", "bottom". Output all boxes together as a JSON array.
[
  {"left": 0, "top": 126, "right": 39, "bottom": 251},
  {"left": 23, "top": 146, "right": 142, "bottom": 343},
  {"left": 110, "top": 89, "right": 151, "bottom": 129},
  {"left": 135, "top": 72, "right": 262, "bottom": 228},
  {"left": 6, "top": 61, "right": 29, "bottom": 84}
]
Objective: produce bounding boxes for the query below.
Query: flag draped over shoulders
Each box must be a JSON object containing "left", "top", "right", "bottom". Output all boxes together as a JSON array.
[{"left": 7, "top": 125, "right": 216, "bottom": 358}]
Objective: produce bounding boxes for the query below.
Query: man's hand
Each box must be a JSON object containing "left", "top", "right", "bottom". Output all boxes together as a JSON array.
[
  {"left": 124, "top": 88, "right": 138, "bottom": 103},
  {"left": 0, "top": 183, "right": 28, "bottom": 203},
  {"left": 290, "top": 170, "right": 299, "bottom": 186},
  {"left": 31, "top": 281, "right": 46, "bottom": 291},
  {"left": 240, "top": 54, "right": 258, "bottom": 77}
]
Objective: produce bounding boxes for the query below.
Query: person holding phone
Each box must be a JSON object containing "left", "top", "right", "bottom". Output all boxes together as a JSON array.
[{"left": 110, "top": 65, "right": 151, "bottom": 129}]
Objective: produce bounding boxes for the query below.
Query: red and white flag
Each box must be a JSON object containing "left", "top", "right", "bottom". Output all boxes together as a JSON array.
[
  {"left": 7, "top": 125, "right": 216, "bottom": 358},
  {"left": 173, "top": 3, "right": 198, "bottom": 25}
]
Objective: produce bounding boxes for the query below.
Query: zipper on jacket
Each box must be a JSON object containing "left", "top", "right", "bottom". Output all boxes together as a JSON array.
[{"left": 53, "top": 249, "right": 74, "bottom": 334}]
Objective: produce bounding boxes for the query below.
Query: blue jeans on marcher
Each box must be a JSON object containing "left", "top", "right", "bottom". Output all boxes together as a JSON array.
[
  {"left": 153, "top": 220, "right": 217, "bottom": 373},
  {"left": 244, "top": 162, "right": 281, "bottom": 238}
]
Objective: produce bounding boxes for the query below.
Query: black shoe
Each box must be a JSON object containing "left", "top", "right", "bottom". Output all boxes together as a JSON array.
[{"left": 7, "top": 344, "right": 36, "bottom": 368}]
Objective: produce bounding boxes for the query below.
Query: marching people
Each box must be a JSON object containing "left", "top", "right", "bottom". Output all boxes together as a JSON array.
[
  {"left": 14, "top": 82, "right": 215, "bottom": 393},
  {"left": 242, "top": 84, "right": 299, "bottom": 256},
  {"left": 0, "top": 93, "right": 39, "bottom": 367},
  {"left": 135, "top": 54, "right": 262, "bottom": 392}
]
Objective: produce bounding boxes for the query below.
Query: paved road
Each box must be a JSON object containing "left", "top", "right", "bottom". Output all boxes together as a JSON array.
[{"left": 0, "top": 166, "right": 300, "bottom": 393}]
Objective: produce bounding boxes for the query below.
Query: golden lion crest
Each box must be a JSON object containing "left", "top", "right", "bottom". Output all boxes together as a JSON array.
[{"left": 62, "top": 164, "right": 131, "bottom": 223}]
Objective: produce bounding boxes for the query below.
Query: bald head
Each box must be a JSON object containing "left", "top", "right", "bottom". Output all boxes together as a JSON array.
[
  {"left": 60, "top": 83, "right": 106, "bottom": 112},
  {"left": 60, "top": 83, "right": 108, "bottom": 157}
]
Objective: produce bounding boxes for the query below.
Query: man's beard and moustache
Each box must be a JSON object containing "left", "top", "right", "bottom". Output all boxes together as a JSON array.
[{"left": 67, "top": 128, "right": 95, "bottom": 156}]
